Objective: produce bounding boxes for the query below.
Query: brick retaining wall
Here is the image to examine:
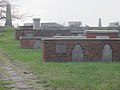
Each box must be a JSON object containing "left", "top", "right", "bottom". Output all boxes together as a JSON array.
[{"left": 15, "top": 29, "right": 74, "bottom": 40}]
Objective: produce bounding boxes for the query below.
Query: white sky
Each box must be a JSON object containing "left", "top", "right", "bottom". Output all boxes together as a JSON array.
[{"left": 14, "top": 0, "right": 120, "bottom": 26}]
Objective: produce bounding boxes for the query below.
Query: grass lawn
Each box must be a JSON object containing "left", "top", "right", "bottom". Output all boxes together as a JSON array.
[{"left": 0, "top": 27, "right": 120, "bottom": 90}]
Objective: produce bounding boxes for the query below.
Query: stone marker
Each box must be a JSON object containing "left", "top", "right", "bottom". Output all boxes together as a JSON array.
[
  {"left": 34, "top": 40, "right": 41, "bottom": 49},
  {"left": 72, "top": 44, "right": 84, "bottom": 61},
  {"left": 98, "top": 18, "right": 102, "bottom": 28},
  {"left": 56, "top": 45, "right": 66, "bottom": 53},
  {"left": 0, "top": 26, "right": 4, "bottom": 31},
  {"left": 26, "top": 33, "right": 33, "bottom": 38},
  {"left": 102, "top": 44, "right": 112, "bottom": 61}
]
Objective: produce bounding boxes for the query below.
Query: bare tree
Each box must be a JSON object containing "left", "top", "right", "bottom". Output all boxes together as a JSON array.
[
  {"left": 0, "top": 0, "right": 31, "bottom": 22},
  {"left": 0, "top": 0, "right": 8, "bottom": 20}
]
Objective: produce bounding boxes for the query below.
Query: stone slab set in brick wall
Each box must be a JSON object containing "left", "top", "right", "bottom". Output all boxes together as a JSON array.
[{"left": 42, "top": 38, "right": 120, "bottom": 62}]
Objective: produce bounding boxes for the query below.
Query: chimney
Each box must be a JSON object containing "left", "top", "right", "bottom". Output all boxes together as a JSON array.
[
  {"left": 33, "top": 18, "right": 41, "bottom": 30},
  {"left": 5, "top": 3, "right": 12, "bottom": 27},
  {"left": 98, "top": 18, "right": 102, "bottom": 28}
]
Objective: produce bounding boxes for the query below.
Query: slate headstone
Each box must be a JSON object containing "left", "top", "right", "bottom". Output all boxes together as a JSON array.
[
  {"left": 102, "top": 44, "right": 112, "bottom": 61},
  {"left": 72, "top": 44, "right": 84, "bottom": 61}
]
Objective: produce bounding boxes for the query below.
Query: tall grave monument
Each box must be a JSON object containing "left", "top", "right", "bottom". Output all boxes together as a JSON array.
[
  {"left": 5, "top": 3, "right": 12, "bottom": 27},
  {"left": 98, "top": 18, "right": 102, "bottom": 28}
]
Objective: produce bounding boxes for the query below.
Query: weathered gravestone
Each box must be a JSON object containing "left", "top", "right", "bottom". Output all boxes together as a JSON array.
[
  {"left": 34, "top": 40, "right": 41, "bottom": 49},
  {"left": 26, "top": 33, "right": 33, "bottom": 38},
  {"left": 72, "top": 44, "right": 84, "bottom": 61},
  {"left": 56, "top": 45, "right": 66, "bottom": 53},
  {"left": 0, "top": 26, "right": 4, "bottom": 32},
  {"left": 102, "top": 44, "right": 112, "bottom": 61}
]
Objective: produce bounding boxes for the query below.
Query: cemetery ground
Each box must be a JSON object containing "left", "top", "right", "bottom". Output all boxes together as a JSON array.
[{"left": 0, "top": 27, "right": 120, "bottom": 90}]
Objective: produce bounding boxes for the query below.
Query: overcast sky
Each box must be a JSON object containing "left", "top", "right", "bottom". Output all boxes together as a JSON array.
[{"left": 14, "top": 0, "right": 120, "bottom": 26}]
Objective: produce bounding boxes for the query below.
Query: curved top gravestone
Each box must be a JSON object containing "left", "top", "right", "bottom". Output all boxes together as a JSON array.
[{"left": 102, "top": 44, "right": 112, "bottom": 61}]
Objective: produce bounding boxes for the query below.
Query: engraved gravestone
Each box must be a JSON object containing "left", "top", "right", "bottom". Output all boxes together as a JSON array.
[
  {"left": 0, "top": 26, "right": 4, "bottom": 31},
  {"left": 26, "top": 33, "right": 33, "bottom": 38},
  {"left": 72, "top": 44, "right": 84, "bottom": 61},
  {"left": 56, "top": 45, "right": 66, "bottom": 53},
  {"left": 102, "top": 44, "right": 112, "bottom": 61},
  {"left": 34, "top": 40, "right": 41, "bottom": 49}
]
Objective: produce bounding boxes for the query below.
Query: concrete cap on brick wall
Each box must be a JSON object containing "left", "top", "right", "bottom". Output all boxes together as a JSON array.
[
  {"left": 84, "top": 30, "right": 119, "bottom": 34},
  {"left": 42, "top": 37, "right": 120, "bottom": 41},
  {"left": 20, "top": 36, "right": 42, "bottom": 40},
  {"left": 53, "top": 36, "right": 87, "bottom": 38}
]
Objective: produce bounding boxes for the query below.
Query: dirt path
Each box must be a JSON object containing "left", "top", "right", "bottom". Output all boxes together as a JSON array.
[{"left": 0, "top": 50, "right": 51, "bottom": 90}]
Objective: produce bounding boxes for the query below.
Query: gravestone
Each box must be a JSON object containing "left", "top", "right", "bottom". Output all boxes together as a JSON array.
[
  {"left": 102, "top": 44, "right": 112, "bottom": 61},
  {"left": 56, "top": 45, "right": 66, "bottom": 53},
  {"left": 26, "top": 33, "right": 33, "bottom": 38},
  {"left": 0, "top": 26, "right": 4, "bottom": 32},
  {"left": 72, "top": 44, "right": 84, "bottom": 61},
  {"left": 34, "top": 40, "right": 41, "bottom": 49}
]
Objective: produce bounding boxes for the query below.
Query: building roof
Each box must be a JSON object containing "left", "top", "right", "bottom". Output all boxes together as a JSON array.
[{"left": 20, "top": 37, "right": 42, "bottom": 39}]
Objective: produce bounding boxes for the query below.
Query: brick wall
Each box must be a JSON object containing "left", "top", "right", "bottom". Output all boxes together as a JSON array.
[
  {"left": 15, "top": 28, "right": 120, "bottom": 40},
  {"left": 15, "top": 29, "right": 73, "bottom": 40},
  {"left": 42, "top": 38, "right": 120, "bottom": 62}
]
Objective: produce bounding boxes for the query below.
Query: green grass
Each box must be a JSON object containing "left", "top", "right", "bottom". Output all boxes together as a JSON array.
[
  {"left": 0, "top": 80, "right": 14, "bottom": 90},
  {"left": 0, "top": 27, "right": 120, "bottom": 90},
  {"left": 0, "top": 27, "right": 41, "bottom": 62}
]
